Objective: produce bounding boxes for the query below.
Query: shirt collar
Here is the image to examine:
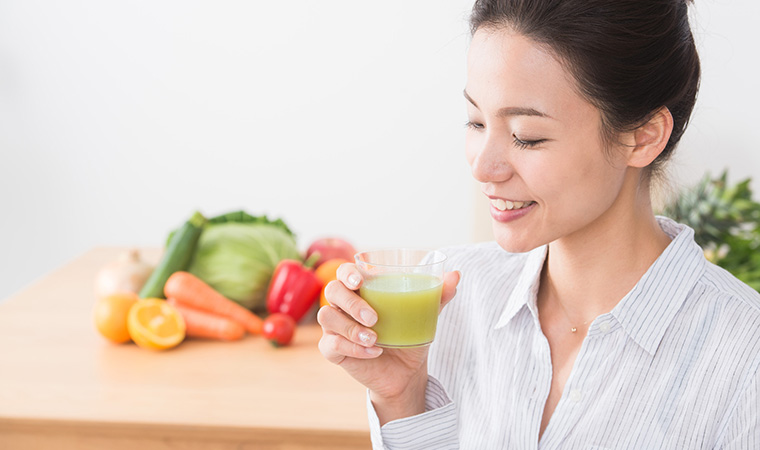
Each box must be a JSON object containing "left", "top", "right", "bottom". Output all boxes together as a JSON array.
[
  {"left": 493, "top": 217, "right": 706, "bottom": 356},
  {"left": 494, "top": 244, "right": 547, "bottom": 329},
  {"left": 611, "top": 216, "right": 706, "bottom": 355}
]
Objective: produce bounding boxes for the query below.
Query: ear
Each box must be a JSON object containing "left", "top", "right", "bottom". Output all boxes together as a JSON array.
[{"left": 627, "top": 106, "right": 674, "bottom": 168}]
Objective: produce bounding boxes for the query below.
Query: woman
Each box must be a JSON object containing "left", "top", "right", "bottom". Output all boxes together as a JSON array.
[{"left": 318, "top": 0, "right": 760, "bottom": 448}]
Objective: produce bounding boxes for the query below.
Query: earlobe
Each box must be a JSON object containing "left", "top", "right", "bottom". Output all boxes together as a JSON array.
[{"left": 628, "top": 106, "right": 674, "bottom": 168}]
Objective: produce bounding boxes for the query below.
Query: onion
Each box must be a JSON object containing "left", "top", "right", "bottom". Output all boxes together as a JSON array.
[{"left": 94, "top": 249, "right": 154, "bottom": 299}]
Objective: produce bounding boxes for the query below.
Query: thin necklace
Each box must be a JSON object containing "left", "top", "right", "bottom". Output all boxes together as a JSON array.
[
  {"left": 541, "top": 264, "right": 595, "bottom": 333},
  {"left": 554, "top": 298, "right": 591, "bottom": 333},
  {"left": 570, "top": 322, "right": 590, "bottom": 333}
]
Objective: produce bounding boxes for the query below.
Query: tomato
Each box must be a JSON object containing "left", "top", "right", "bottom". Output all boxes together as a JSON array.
[{"left": 262, "top": 313, "right": 297, "bottom": 347}]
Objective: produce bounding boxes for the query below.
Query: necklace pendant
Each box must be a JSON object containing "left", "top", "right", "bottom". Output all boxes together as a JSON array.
[{"left": 571, "top": 327, "right": 577, "bottom": 333}]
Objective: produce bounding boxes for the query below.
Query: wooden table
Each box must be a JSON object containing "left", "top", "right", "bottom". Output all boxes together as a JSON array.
[{"left": 0, "top": 248, "right": 370, "bottom": 449}]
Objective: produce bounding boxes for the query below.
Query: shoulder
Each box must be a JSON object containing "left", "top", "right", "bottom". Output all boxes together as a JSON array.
[
  {"left": 697, "top": 262, "right": 760, "bottom": 322},
  {"left": 687, "top": 264, "right": 760, "bottom": 434},
  {"left": 683, "top": 262, "right": 760, "bottom": 368}
]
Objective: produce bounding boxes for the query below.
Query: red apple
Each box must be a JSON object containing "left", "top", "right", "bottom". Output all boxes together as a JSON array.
[{"left": 306, "top": 238, "right": 357, "bottom": 269}]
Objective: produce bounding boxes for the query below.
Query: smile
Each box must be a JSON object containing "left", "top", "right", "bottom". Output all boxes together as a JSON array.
[{"left": 490, "top": 199, "right": 536, "bottom": 211}]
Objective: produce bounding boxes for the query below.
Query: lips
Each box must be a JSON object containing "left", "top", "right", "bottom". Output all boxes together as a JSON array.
[{"left": 486, "top": 195, "right": 537, "bottom": 224}]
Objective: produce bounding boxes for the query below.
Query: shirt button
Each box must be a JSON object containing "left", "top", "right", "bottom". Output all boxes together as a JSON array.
[
  {"left": 599, "top": 321, "right": 611, "bottom": 333},
  {"left": 569, "top": 389, "right": 582, "bottom": 403}
]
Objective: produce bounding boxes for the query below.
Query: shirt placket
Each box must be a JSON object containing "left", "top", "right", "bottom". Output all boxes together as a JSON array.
[
  {"left": 538, "top": 316, "right": 620, "bottom": 450},
  {"left": 532, "top": 325, "right": 555, "bottom": 449},
  {"left": 517, "top": 302, "right": 554, "bottom": 450}
]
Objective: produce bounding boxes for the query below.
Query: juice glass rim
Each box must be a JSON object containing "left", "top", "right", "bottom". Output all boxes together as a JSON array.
[{"left": 354, "top": 248, "right": 447, "bottom": 268}]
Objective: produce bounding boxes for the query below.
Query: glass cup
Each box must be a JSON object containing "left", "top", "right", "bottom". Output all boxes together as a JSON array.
[{"left": 354, "top": 249, "right": 447, "bottom": 348}]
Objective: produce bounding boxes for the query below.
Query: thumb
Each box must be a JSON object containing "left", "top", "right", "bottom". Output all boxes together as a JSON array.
[{"left": 439, "top": 270, "right": 461, "bottom": 311}]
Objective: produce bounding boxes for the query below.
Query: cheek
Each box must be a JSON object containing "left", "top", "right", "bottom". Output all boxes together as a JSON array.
[
  {"left": 528, "top": 146, "right": 622, "bottom": 210},
  {"left": 554, "top": 157, "right": 626, "bottom": 218}
]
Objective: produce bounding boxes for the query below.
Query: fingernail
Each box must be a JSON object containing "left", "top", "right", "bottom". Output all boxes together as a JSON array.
[
  {"left": 364, "top": 346, "right": 382, "bottom": 356},
  {"left": 360, "top": 309, "right": 377, "bottom": 327},
  {"left": 348, "top": 273, "right": 361, "bottom": 289},
  {"left": 358, "top": 331, "right": 374, "bottom": 346}
]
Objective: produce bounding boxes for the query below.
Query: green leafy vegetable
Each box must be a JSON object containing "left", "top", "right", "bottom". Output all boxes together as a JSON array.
[
  {"left": 185, "top": 218, "right": 301, "bottom": 313},
  {"left": 207, "top": 210, "right": 295, "bottom": 237},
  {"left": 166, "top": 210, "right": 295, "bottom": 246}
]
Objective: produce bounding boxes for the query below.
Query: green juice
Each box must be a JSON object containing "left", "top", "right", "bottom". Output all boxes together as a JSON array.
[{"left": 359, "top": 273, "right": 443, "bottom": 348}]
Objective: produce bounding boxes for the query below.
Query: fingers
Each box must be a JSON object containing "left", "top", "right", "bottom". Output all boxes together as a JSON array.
[
  {"left": 318, "top": 332, "right": 384, "bottom": 364},
  {"left": 317, "top": 304, "right": 377, "bottom": 348},
  {"left": 318, "top": 306, "right": 383, "bottom": 364},
  {"left": 318, "top": 264, "right": 384, "bottom": 364},
  {"left": 440, "top": 270, "right": 461, "bottom": 311},
  {"left": 336, "top": 262, "right": 364, "bottom": 290},
  {"left": 324, "top": 278, "right": 377, "bottom": 327}
]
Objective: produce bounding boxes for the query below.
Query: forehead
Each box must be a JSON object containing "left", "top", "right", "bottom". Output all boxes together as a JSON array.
[{"left": 466, "top": 28, "right": 592, "bottom": 120}]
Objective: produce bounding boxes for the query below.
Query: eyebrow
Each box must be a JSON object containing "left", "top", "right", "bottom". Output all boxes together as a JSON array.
[{"left": 463, "top": 90, "right": 552, "bottom": 119}]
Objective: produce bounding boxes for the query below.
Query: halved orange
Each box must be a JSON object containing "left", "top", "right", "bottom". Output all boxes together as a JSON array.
[{"left": 127, "top": 298, "right": 186, "bottom": 350}]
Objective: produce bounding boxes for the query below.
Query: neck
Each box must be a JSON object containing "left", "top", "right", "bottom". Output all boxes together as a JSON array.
[{"left": 539, "top": 172, "right": 672, "bottom": 326}]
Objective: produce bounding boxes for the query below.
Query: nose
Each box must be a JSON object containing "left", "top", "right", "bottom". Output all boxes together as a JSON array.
[{"left": 467, "top": 131, "right": 513, "bottom": 184}]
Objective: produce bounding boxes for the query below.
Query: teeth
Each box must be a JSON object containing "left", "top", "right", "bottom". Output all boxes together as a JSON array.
[{"left": 491, "top": 199, "right": 534, "bottom": 211}]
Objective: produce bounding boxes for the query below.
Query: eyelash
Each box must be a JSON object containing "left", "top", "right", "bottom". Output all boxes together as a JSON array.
[
  {"left": 465, "top": 121, "right": 546, "bottom": 149},
  {"left": 513, "top": 136, "right": 545, "bottom": 150}
]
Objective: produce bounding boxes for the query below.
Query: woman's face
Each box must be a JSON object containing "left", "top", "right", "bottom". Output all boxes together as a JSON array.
[{"left": 465, "top": 28, "right": 630, "bottom": 253}]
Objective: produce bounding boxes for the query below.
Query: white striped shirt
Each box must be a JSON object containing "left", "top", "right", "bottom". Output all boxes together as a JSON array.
[{"left": 368, "top": 217, "right": 760, "bottom": 449}]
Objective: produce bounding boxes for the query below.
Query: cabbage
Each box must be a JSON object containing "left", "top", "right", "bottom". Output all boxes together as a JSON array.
[{"left": 187, "top": 222, "right": 301, "bottom": 312}]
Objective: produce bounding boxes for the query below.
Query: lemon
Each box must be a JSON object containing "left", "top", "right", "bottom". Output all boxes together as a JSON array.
[
  {"left": 127, "top": 298, "right": 186, "bottom": 350},
  {"left": 93, "top": 292, "right": 138, "bottom": 344}
]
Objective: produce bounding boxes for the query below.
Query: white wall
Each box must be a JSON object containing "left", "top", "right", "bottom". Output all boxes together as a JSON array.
[
  {"left": 674, "top": 0, "right": 760, "bottom": 187},
  {"left": 1, "top": 1, "right": 758, "bottom": 301}
]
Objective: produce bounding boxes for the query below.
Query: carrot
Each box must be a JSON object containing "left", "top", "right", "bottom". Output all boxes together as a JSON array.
[
  {"left": 166, "top": 298, "right": 245, "bottom": 341},
  {"left": 164, "top": 271, "right": 264, "bottom": 335}
]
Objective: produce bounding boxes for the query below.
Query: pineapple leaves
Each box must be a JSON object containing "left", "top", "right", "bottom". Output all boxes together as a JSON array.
[{"left": 660, "top": 170, "right": 760, "bottom": 293}]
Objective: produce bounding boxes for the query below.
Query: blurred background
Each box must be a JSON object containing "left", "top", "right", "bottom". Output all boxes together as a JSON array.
[{"left": 1, "top": 0, "right": 758, "bottom": 301}]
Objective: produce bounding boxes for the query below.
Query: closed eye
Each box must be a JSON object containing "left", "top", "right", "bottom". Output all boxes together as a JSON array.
[
  {"left": 465, "top": 121, "right": 484, "bottom": 130},
  {"left": 513, "top": 135, "right": 546, "bottom": 149}
]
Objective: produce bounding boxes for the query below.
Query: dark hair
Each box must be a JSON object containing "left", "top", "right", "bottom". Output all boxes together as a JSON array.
[{"left": 470, "top": 0, "right": 701, "bottom": 178}]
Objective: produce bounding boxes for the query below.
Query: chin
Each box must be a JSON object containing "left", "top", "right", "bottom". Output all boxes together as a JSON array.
[
  {"left": 496, "top": 241, "right": 539, "bottom": 254},
  {"left": 491, "top": 224, "right": 542, "bottom": 254}
]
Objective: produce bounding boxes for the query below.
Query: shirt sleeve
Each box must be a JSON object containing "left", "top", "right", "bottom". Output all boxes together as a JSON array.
[
  {"left": 367, "top": 375, "right": 459, "bottom": 450},
  {"left": 717, "top": 366, "right": 760, "bottom": 449}
]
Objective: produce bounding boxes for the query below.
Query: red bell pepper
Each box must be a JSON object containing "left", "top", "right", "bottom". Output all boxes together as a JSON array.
[{"left": 266, "top": 253, "right": 323, "bottom": 322}]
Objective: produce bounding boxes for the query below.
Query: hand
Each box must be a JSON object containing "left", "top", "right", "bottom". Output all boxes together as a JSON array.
[{"left": 317, "top": 263, "right": 460, "bottom": 424}]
